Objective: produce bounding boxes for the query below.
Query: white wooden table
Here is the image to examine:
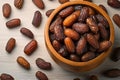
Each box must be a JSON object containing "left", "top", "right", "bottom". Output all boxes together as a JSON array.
[{"left": 0, "top": 0, "right": 120, "bottom": 80}]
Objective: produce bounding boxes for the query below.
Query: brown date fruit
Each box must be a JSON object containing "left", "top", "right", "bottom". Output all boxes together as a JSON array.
[
  {"left": 2, "top": 3, "right": 11, "bottom": 18},
  {"left": 59, "top": 6, "right": 74, "bottom": 18},
  {"left": 64, "top": 28, "right": 80, "bottom": 41},
  {"left": 6, "top": 38, "right": 16, "bottom": 53},
  {"left": 96, "top": 14, "right": 109, "bottom": 28},
  {"left": 58, "top": 46, "right": 68, "bottom": 57},
  {"left": 20, "top": 27, "right": 34, "bottom": 39},
  {"left": 88, "top": 7, "right": 95, "bottom": 15},
  {"left": 63, "top": 10, "right": 80, "bottom": 27},
  {"left": 112, "top": 14, "right": 120, "bottom": 28},
  {"left": 81, "top": 51, "right": 95, "bottom": 62},
  {"left": 98, "top": 23, "right": 109, "bottom": 40},
  {"left": 103, "top": 68, "right": 120, "bottom": 78},
  {"left": 17, "top": 56, "right": 30, "bottom": 69},
  {"left": 58, "top": 0, "right": 69, "bottom": 4},
  {"left": 49, "top": 16, "right": 63, "bottom": 33},
  {"left": 72, "top": 23, "right": 89, "bottom": 34},
  {"left": 32, "top": 0, "right": 45, "bottom": 9},
  {"left": 36, "top": 58, "right": 52, "bottom": 70},
  {"left": 32, "top": 11, "right": 42, "bottom": 27},
  {"left": 97, "top": 41, "right": 112, "bottom": 52},
  {"left": 86, "top": 17, "right": 99, "bottom": 34},
  {"left": 36, "top": 71, "right": 48, "bottom": 80},
  {"left": 64, "top": 37, "right": 75, "bottom": 53},
  {"left": 107, "top": 0, "right": 120, "bottom": 8},
  {"left": 52, "top": 40, "right": 61, "bottom": 51},
  {"left": 78, "top": 7, "right": 89, "bottom": 22},
  {"left": 86, "top": 33, "right": 99, "bottom": 49},
  {"left": 99, "top": 4, "right": 108, "bottom": 14},
  {"left": 70, "top": 54, "right": 80, "bottom": 62},
  {"left": 24, "top": 40, "right": 38, "bottom": 55},
  {"left": 90, "top": 15, "right": 98, "bottom": 24},
  {"left": 6, "top": 18, "right": 21, "bottom": 28},
  {"left": 76, "top": 36, "right": 87, "bottom": 55},
  {"left": 46, "top": 9, "right": 54, "bottom": 17},
  {"left": 0, "top": 73, "right": 14, "bottom": 80},
  {"left": 14, "top": 0, "right": 24, "bottom": 9},
  {"left": 54, "top": 25, "right": 65, "bottom": 41}
]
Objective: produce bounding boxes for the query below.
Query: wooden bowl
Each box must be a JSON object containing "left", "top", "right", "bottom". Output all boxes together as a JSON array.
[{"left": 44, "top": 0, "right": 114, "bottom": 72}]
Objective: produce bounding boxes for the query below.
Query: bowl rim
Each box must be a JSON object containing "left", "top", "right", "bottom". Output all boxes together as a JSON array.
[{"left": 45, "top": 1, "right": 114, "bottom": 67}]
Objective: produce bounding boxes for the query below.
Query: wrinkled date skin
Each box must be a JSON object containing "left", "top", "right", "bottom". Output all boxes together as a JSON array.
[
  {"left": 54, "top": 25, "right": 65, "bottom": 41},
  {"left": 52, "top": 40, "right": 61, "bottom": 51},
  {"left": 59, "top": 6, "right": 74, "bottom": 18},
  {"left": 14, "top": 0, "right": 24, "bottom": 9},
  {"left": 24, "top": 39, "right": 38, "bottom": 55},
  {"left": 0, "top": 73, "right": 14, "bottom": 80},
  {"left": 49, "top": 5, "right": 111, "bottom": 62},
  {"left": 17, "top": 56, "right": 30, "bottom": 69},
  {"left": 76, "top": 36, "right": 87, "bottom": 55},
  {"left": 86, "top": 17, "right": 99, "bottom": 34},
  {"left": 86, "top": 33, "right": 99, "bottom": 49},
  {"left": 98, "top": 23, "right": 109, "bottom": 40},
  {"left": 107, "top": 0, "right": 120, "bottom": 8},
  {"left": 49, "top": 16, "right": 63, "bottom": 33},
  {"left": 36, "top": 71, "right": 48, "bottom": 80},
  {"left": 58, "top": 46, "right": 68, "bottom": 57},
  {"left": 36, "top": 58, "right": 52, "bottom": 70},
  {"left": 96, "top": 14, "right": 109, "bottom": 28},
  {"left": 78, "top": 7, "right": 89, "bottom": 22},
  {"left": 97, "top": 41, "right": 112, "bottom": 52}
]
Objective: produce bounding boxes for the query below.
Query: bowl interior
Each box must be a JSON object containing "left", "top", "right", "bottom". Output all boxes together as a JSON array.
[{"left": 45, "top": 1, "right": 114, "bottom": 67}]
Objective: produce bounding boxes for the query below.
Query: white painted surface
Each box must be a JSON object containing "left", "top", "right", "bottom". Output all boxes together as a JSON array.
[{"left": 0, "top": 0, "right": 120, "bottom": 80}]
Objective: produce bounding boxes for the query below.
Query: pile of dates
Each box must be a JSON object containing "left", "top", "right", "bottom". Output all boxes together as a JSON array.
[{"left": 49, "top": 5, "right": 112, "bottom": 62}]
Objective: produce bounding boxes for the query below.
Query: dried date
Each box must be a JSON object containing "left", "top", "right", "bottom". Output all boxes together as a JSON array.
[
  {"left": 112, "top": 14, "right": 120, "bottom": 28},
  {"left": 103, "top": 68, "right": 120, "bottom": 78},
  {"left": 72, "top": 23, "right": 89, "bottom": 34},
  {"left": 107, "top": 0, "right": 120, "bottom": 8},
  {"left": 76, "top": 36, "right": 87, "bottom": 55},
  {"left": 78, "top": 7, "right": 89, "bottom": 22},
  {"left": 54, "top": 25, "right": 65, "bottom": 41},
  {"left": 59, "top": 6, "right": 74, "bottom": 18},
  {"left": 49, "top": 16, "right": 63, "bottom": 33}
]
